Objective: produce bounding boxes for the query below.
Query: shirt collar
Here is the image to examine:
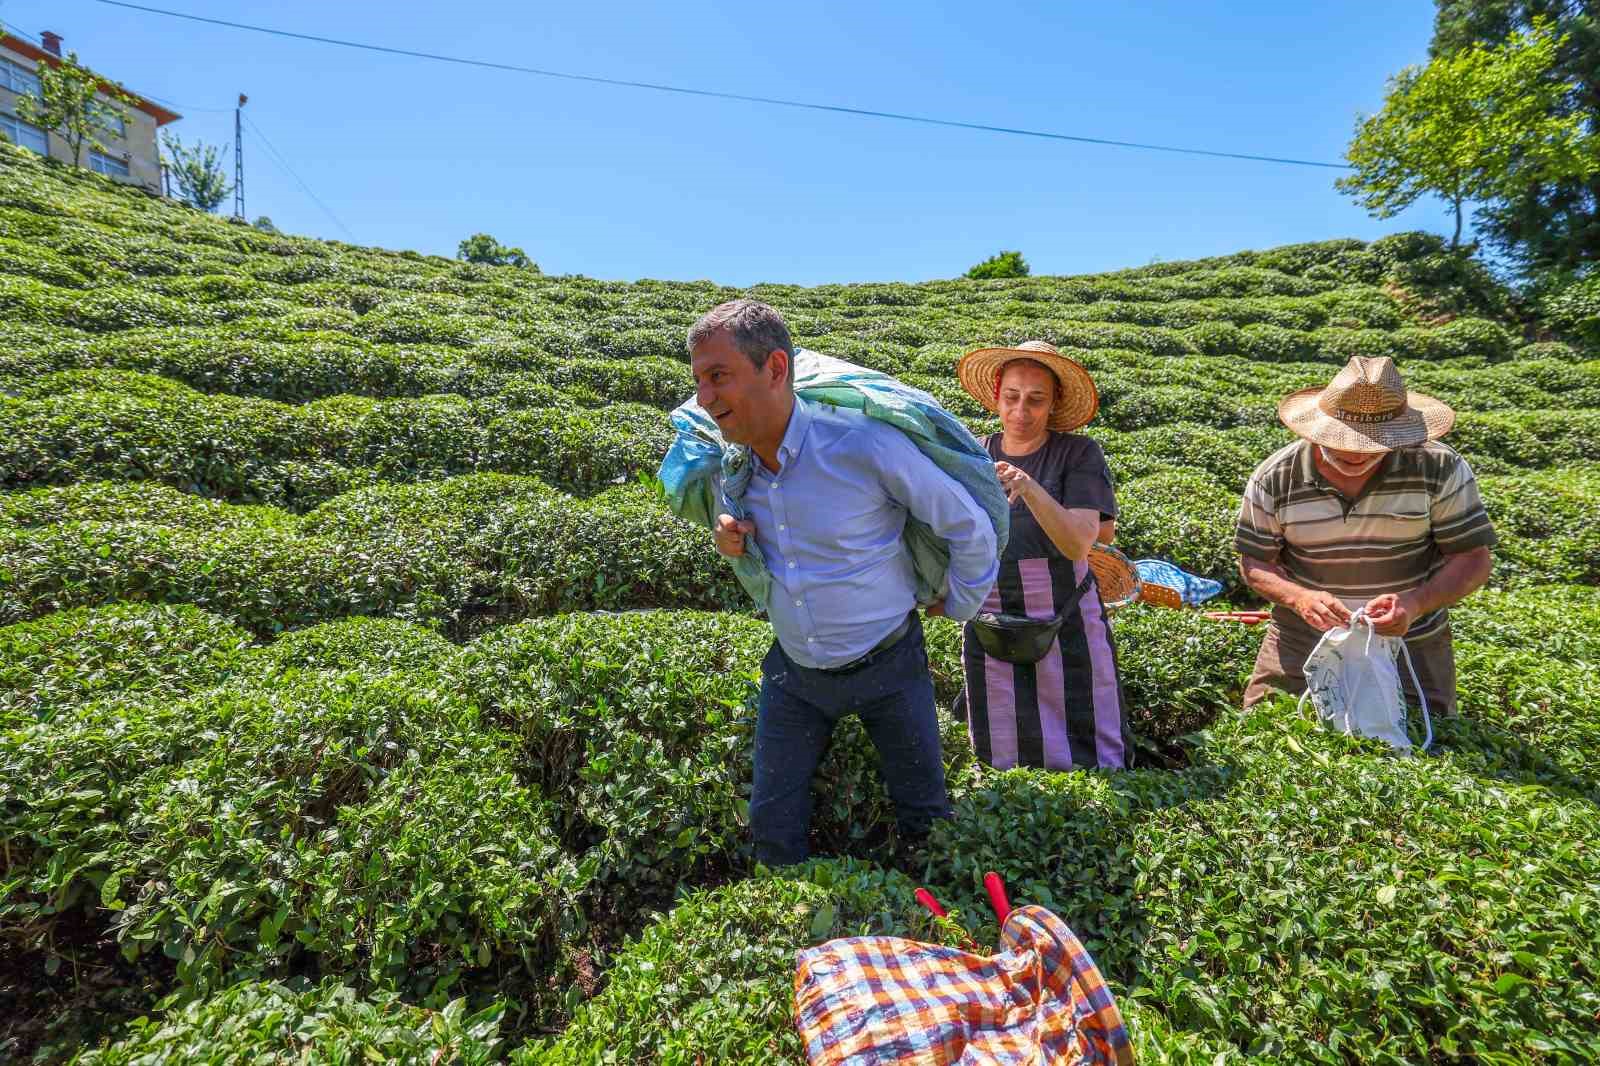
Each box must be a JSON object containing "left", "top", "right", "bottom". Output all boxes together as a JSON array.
[
  {"left": 1296, "top": 439, "right": 1324, "bottom": 488},
  {"left": 772, "top": 394, "right": 812, "bottom": 471}
]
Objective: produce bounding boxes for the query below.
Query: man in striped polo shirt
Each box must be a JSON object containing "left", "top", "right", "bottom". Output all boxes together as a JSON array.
[{"left": 1235, "top": 356, "right": 1496, "bottom": 716}]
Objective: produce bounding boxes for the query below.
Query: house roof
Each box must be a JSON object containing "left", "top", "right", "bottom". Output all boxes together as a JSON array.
[{"left": 1, "top": 32, "right": 183, "bottom": 126}]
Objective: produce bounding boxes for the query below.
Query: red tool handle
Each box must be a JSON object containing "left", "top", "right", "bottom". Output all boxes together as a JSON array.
[
  {"left": 983, "top": 871, "right": 1011, "bottom": 923},
  {"left": 1203, "top": 610, "right": 1272, "bottom": 625},
  {"left": 914, "top": 887, "right": 948, "bottom": 919}
]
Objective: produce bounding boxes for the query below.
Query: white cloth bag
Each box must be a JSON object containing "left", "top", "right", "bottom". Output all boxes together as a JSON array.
[{"left": 1297, "top": 608, "right": 1432, "bottom": 754}]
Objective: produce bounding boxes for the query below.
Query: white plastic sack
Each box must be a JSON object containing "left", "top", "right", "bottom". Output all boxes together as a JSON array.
[{"left": 1297, "top": 609, "right": 1432, "bottom": 754}]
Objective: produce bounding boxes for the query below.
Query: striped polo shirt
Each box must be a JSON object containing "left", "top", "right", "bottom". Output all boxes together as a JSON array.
[{"left": 1235, "top": 439, "right": 1497, "bottom": 643}]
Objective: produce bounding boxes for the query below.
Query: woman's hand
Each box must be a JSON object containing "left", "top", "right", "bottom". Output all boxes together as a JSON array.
[{"left": 994, "top": 461, "right": 1038, "bottom": 505}]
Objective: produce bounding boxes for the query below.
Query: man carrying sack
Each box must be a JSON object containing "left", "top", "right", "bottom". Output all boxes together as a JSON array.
[
  {"left": 685, "top": 299, "right": 1000, "bottom": 866},
  {"left": 1235, "top": 356, "right": 1497, "bottom": 716}
]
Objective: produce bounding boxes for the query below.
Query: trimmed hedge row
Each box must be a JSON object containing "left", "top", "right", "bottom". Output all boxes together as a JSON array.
[
  {"left": 1113, "top": 471, "right": 1243, "bottom": 591},
  {"left": 76, "top": 982, "right": 508, "bottom": 1066},
  {"left": 6, "top": 372, "right": 1588, "bottom": 526},
  {"left": 445, "top": 611, "right": 770, "bottom": 915},
  {"left": 1448, "top": 584, "right": 1600, "bottom": 662},
  {"left": 1479, "top": 466, "right": 1600, "bottom": 587},
  {"left": 917, "top": 700, "right": 1600, "bottom": 1063},
  {"left": 0, "top": 603, "right": 251, "bottom": 730},
  {"left": 5, "top": 459, "right": 1588, "bottom": 648},
  {"left": 0, "top": 475, "right": 740, "bottom": 636},
  {"left": 2, "top": 670, "right": 585, "bottom": 1000},
  {"left": 0, "top": 383, "right": 675, "bottom": 501},
  {"left": 522, "top": 861, "right": 939, "bottom": 1064}
]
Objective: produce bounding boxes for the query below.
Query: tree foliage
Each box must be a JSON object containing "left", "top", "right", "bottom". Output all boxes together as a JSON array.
[
  {"left": 457, "top": 232, "right": 537, "bottom": 270},
  {"left": 252, "top": 216, "right": 280, "bottom": 235},
  {"left": 1339, "top": 22, "right": 1598, "bottom": 252},
  {"left": 1429, "top": 0, "right": 1600, "bottom": 272},
  {"left": 161, "top": 133, "right": 233, "bottom": 213},
  {"left": 13, "top": 50, "right": 132, "bottom": 168},
  {"left": 965, "top": 249, "right": 1030, "bottom": 279}
]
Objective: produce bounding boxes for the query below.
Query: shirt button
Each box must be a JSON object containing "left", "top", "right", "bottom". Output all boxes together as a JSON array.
[
  {"left": 779, "top": 524, "right": 786, "bottom": 531},
  {"left": 794, "top": 599, "right": 802, "bottom": 607},
  {"left": 806, "top": 636, "right": 814, "bottom": 643},
  {"left": 787, "top": 561, "right": 796, "bottom": 568}
]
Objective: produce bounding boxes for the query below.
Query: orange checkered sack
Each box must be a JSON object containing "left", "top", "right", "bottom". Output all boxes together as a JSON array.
[{"left": 793, "top": 904, "right": 1133, "bottom": 1065}]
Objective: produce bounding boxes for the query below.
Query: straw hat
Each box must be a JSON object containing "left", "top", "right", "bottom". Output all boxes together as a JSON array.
[
  {"left": 957, "top": 340, "right": 1099, "bottom": 432},
  {"left": 1278, "top": 356, "right": 1454, "bottom": 454}
]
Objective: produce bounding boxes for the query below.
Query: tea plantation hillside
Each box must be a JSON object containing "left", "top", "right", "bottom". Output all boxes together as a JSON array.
[{"left": 1, "top": 141, "right": 1597, "bottom": 1063}]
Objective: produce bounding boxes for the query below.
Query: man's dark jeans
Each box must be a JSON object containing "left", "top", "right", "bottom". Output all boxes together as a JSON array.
[{"left": 751, "top": 614, "right": 952, "bottom": 866}]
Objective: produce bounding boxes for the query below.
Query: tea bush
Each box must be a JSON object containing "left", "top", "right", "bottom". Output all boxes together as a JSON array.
[
  {"left": 3, "top": 671, "right": 585, "bottom": 1000},
  {"left": 523, "top": 861, "right": 939, "bottom": 1064},
  {"left": 921, "top": 701, "right": 1600, "bottom": 1063},
  {"left": 1480, "top": 466, "right": 1600, "bottom": 587},
  {"left": 0, "top": 603, "right": 250, "bottom": 728},
  {"left": 0, "top": 475, "right": 745, "bottom": 635},
  {"left": 446, "top": 611, "right": 767, "bottom": 909},
  {"left": 478, "top": 482, "right": 745, "bottom": 616},
  {"left": 1448, "top": 584, "right": 1600, "bottom": 662},
  {"left": 1113, "top": 471, "right": 1241, "bottom": 589},
  {"left": 75, "top": 981, "right": 508, "bottom": 1065},
  {"left": 236, "top": 615, "right": 462, "bottom": 679}
]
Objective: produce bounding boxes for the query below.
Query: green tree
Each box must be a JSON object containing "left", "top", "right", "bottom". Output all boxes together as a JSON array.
[
  {"left": 1429, "top": 1, "right": 1600, "bottom": 272},
  {"left": 161, "top": 133, "right": 233, "bottom": 213},
  {"left": 965, "top": 250, "right": 1030, "bottom": 280},
  {"left": 456, "top": 232, "right": 537, "bottom": 270},
  {"left": 14, "top": 50, "right": 132, "bottom": 168},
  {"left": 252, "top": 216, "right": 281, "bottom": 235},
  {"left": 1338, "top": 22, "right": 1598, "bottom": 253}
]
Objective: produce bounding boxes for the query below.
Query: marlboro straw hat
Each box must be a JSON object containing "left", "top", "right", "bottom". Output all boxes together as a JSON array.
[
  {"left": 957, "top": 340, "right": 1099, "bottom": 432},
  {"left": 1278, "top": 356, "right": 1455, "bottom": 454}
]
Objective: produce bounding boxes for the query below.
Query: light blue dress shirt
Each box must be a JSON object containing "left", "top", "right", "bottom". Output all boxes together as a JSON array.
[{"left": 737, "top": 396, "right": 998, "bottom": 669}]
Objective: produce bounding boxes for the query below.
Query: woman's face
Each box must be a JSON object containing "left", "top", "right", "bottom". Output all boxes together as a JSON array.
[{"left": 998, "top": 361, "right": 1057, "bottom": 440}]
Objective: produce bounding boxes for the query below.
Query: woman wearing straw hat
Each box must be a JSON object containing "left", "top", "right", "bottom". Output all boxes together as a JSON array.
[
  {"left": 954, "top": 341, "right": 1133, "bottom": 771},
  {"left": 1235, "top": 356, "right": 1497, "bottom": 716}
]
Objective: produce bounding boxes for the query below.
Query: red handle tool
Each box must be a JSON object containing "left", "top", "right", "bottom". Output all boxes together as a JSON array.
[
  {"left": 1203, "top": 610, "right": 1272, "bottom": 625},
  {"left": 914, "top": 888, "right": 948, "bottom": 919},
  {"left": 983, "top": 871, "right": 1012, "bottom": 923}
]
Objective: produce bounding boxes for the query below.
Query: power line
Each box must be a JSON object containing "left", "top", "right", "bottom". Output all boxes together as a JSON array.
[
  {"left": 89, "top": 0, "right": 1353, "bottom": 170},
  {"left": 2, "top": 15, "right": 232, "bottom": 111},
  {"left": 146, "top": 94, "right": 234, "bottom": 113},
  {"left": 241, "top": 111, "right": 357, "bottom": 242}
]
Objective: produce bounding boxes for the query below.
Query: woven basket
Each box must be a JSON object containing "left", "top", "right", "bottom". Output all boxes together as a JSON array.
[
  {"left": 1087, "top": 543, "right": 1140, "bottom": 611},
  {"left": 1137, "top": 581, "right": 1184, "bottom": 609}
]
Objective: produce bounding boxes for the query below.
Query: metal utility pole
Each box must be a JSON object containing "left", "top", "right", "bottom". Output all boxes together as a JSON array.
[{"left": 233, "top": 93, "right": 248, "bottom": 219}]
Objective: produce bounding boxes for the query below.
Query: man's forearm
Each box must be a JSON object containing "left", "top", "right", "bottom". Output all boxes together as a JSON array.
[
  {"left": 1408, "top": 547, "right": 1492, "bottom": 616},
  {"left": 1239, "top": 556, "right": 1309, "bottom": 608}
]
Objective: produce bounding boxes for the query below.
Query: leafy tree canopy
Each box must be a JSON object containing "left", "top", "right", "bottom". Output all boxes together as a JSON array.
[
  {"left": 162, "top": 133, "right": 233, "bottom": 214},
  {"left": 456, "top": 232, "right": 538, "bottom": 271},
  {"left": 1338, "top": 20, "right": 1599, "bottom": 253},
  {"left": 1426, "top": 0, "right": 1600, "bottom": 273},
  {"left": 965, "top": 250, "right": 1030, "bottom": 280}
]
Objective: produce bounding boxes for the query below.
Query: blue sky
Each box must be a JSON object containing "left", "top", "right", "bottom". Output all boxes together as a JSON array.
[{"left": 6, "top": 1, "right": 1447, "bottom": 284}]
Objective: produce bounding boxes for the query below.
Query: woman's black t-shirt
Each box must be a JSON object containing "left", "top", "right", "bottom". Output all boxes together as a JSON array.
[{"left": 985, "top": 431, "right": 1117, "bottom": 562}]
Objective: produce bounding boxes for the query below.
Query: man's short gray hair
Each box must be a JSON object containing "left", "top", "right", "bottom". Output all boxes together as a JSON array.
[{"left": 687, "top": 299, "right": 795, "bottom": 383}]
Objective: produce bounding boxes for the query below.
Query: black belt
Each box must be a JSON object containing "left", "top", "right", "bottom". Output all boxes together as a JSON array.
[{"left": 815, "top": 611, "right": 916, "bottom": 675}]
